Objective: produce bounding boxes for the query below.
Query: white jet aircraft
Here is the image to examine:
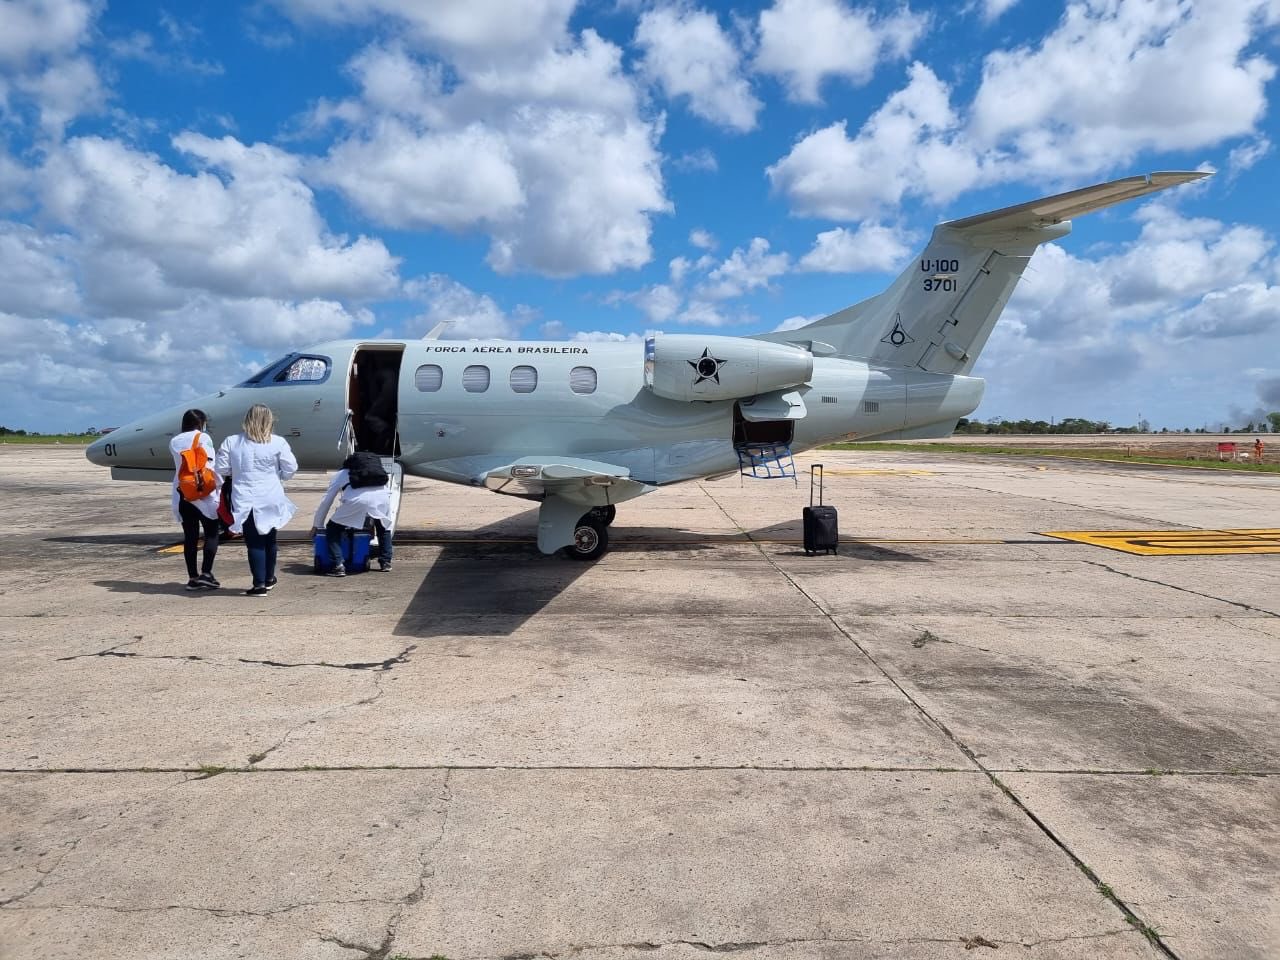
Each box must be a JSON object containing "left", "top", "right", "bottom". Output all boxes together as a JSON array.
[{"left": 87, "top": 172, "right": 1207, "bottom": 560}]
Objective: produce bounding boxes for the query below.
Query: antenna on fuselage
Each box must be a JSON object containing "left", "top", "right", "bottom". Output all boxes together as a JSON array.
[{"left": 423, "top": 320, "right": 455, "bottom": 340}]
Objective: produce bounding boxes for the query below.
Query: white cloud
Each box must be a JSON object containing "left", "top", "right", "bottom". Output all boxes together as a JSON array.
[
  {"left": 314, "top": 34, "right": 670, "bottom": 277},
  {"left": 977, "top": 0, "right": 1022, "bottom": 22},
  {"left": 797, "top": 222, "right": 913, "bottom": 273},
  {"left": 970, "top": 0, "right": 1278, "bottom": 176},
  {"left": 317, "top": 120, "right": 525, "bottom": 229},
  {"left": 698, "top": 238, "right": 790, "bottom": 300},
  {"left": 689, "top": 228, "right": 716, "bottom": 250},
  {"left": 773, "top": 313, "right": 823, "bottom": 332},
  {"left": 0, "top": 0, "right": 104, "bottom": 135},
  {"left": 767, "top": 63, "right": 980, "bottom": 219},
  {"left": 0, "top": 222, "right": 80, "bottom": 317},
  {"left": 275, "top": 0, "right": 577, "bottom": 64},
  {"left": 40, "top": 134, "right": 400, "bottom": 311},
  {"left": 635, "top": 5, "right": 761, "bottom": 131},
  {"left": 1164, "top": 283, "right": 1280, "bottom": 339},
  {"left": 405, "top": 274, "right": 521, "bottom": 339},
  {"left": 0, "top": 0, "right": 95, "bottom": 65},
  {"left": 754, "top": 0, "right": 927, "bottom": 103},
  {"left": 671, "top": 148, "right": 718, "bottom": 172},
  {"left": 1227, "top": 136, "right": 1271, "bottom": 179},
  {"left": 970, "top": 204, "right": 1280, "bottom": 428}
]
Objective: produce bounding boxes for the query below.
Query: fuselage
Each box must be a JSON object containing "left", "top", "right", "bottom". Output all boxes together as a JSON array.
[{"left": 86, "top": 337, "right": 984, "bottom": 487}]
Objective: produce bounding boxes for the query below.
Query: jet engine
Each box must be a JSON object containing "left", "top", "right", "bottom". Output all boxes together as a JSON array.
[{"left": 645, "top": 334, "right": 814, "bottom": 402}]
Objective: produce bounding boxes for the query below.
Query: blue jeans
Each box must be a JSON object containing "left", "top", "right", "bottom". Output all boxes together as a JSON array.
[
  {"left": 371, "top": 518, "right": 392, "bottom": 565},
  {"left": 243, "top": 511, "right": 277, "bottom": 587}
]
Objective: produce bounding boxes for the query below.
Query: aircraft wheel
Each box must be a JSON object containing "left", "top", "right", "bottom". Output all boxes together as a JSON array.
[
  {"left": 563, "top": 517, "right": 609, "bottom": 561},
  {"left": 589, "top": 505, "right": 617, "bottom": 526}
]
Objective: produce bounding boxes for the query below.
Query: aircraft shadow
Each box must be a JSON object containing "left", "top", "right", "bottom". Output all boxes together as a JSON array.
[{"left": 391, "top": 506, "right": 593, "bottom": 640}]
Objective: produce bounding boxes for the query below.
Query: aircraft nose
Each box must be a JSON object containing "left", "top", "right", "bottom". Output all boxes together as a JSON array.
[{"left": 85, "top": 437, "right": 111, "bottom": 466}]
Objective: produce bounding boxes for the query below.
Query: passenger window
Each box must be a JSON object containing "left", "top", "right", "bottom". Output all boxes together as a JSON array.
[
  {"left": 509, "top": 365, "right": 538, "bottom": 394},
  {"left": 569, "top": 366, "right": 597, "bottom": 395},
  {"left": 415, "top": 364, "right": 443, "bottom": 392},
  {"left": 462, "top": 365, "right": 490, "bottom": 393}
]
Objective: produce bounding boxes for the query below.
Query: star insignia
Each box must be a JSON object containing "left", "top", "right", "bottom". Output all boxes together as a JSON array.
[{"left": 688, "top": 347, "right": 727, "bottom": 385}]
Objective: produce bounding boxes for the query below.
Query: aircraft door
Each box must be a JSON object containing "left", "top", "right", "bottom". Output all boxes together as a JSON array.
[{"left": 349, "top": 345, "right": 405, "bottom": 457}]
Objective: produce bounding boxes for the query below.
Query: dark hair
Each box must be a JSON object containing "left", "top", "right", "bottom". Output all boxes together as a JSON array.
[{"left": 181, "top": 408, "right": 208, "bottom": 431}]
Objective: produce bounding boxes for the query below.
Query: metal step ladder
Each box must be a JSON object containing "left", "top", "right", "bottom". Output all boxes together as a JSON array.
[
  {"left": 735, "top": 442, "right": 798, "bottom": 481},
  {"left": 381, "top": 456, "right": 403, "bottom": 529}
]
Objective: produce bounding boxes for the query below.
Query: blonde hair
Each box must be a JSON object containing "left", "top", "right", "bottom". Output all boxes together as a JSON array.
[{"left": 243, "top": 404, "right": 275, "bottom": 443}]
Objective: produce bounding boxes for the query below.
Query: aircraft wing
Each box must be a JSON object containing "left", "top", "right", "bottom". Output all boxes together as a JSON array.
[
  {"left": 944, "top": 171, "right": 1209, "bottom": 233},
  {"left": 480, "top": 457, "right": 654, "bottom": 505}
]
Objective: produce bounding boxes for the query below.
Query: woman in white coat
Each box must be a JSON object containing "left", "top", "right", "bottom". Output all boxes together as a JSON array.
[
  {"left": 215, "top": 404, "right": 298, "bottom": 596},
  {"left": 170, "top": 408, "right": 223, "bottom": 590}
]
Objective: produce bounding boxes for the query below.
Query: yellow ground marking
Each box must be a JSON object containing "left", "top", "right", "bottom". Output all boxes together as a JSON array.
[
  {"left": 817, "top": 468, "right": 934, "bottom": 476},
  {"left": 1044, "top": 529, "right": 1280, "bottom": 556}
]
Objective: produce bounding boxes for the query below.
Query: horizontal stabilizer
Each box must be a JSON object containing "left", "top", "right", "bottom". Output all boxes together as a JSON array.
[{"left": 945, "top": 171, "right": 1209, "bottom": 233}]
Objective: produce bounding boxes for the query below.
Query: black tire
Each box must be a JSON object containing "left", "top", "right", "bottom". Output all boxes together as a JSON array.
[
  {"left": 562, "top": 517, "right": 609, "bottom": 561},
  {"left": 589, "top": 504, "right": 617, "bottom": 526}
]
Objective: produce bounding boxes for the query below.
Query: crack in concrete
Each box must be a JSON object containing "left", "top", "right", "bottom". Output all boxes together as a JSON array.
[
  {"left": 53, "top": 637, "right": 149, "bottom": 661},
  {"left": 370, "top": 769, "right": 453, "bottom": 959},
  {"left": 1081, "top": 560, "right": 1279, "bottom": 618},
  {"left": 0, "top": 836, "right": 82, "bottom": 908},
  {"left": 236, "top": 643, "right": 418, "bottom": 672},
  {"left": 450, "top": 928, "right": 1141, "bottom": 959},
  {"left": 243, "top": 672, "right": 388, "bottom": 768},
  {"left": 718, "top": 521, "right": 1186, "bottom": 960},
  {"left": 3, "top": 764, "right": 1274, "bottom": 778}
]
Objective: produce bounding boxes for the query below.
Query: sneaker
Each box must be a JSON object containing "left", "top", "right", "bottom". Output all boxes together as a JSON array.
[
  {"left": 197, "top": 573, "right": 220, "bottom": 590},
  {"left": 244, "top": 585, "right": 269, "bottom": 596},
  {"left": 326, "top": 566, "right": 346, "bottom": 578},
  {"left": 264, "top": 577, "right": 278, "bottom": 591},
  {"left": 185, "top": 578, "right": 202, "bottom": 591},
  {"left": 377, "top": 561, "right": 392, "bottom": 572}
]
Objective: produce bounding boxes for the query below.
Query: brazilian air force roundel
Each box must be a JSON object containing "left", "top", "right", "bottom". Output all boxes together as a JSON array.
[{"left": 688, "top": 347, "right": 728, "bottom": 385}]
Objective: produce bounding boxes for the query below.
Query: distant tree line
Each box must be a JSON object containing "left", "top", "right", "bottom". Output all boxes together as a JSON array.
[{"left": 956, "top": 413, "right": 1280, "bottom": 435}]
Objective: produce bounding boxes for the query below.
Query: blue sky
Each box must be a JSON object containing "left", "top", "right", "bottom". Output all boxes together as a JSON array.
[{"left": 2, "top": 0, "right": 1279, "bottom": 432}]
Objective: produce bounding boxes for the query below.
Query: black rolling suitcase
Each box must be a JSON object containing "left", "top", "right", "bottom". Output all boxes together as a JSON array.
[{"left": 803, "top": 463, "right": 839, "bottom": 555}]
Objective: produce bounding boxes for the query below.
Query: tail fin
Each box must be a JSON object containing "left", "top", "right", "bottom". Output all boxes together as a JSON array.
[{"left": 760, "top": 172, "right": 1208, "bottom": 374}]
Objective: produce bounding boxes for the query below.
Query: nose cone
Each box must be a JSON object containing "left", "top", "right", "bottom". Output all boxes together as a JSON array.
[{"left": 85, "top": 435, "right": 112, "bottom": 466}]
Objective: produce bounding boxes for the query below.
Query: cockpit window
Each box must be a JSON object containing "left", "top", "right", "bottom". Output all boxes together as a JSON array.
[
  {"left": 280, "top": 357, "right": 328, "bottom": 381},
  {"left": 237, "top": 354, "right": 332, "bottom": 388}
]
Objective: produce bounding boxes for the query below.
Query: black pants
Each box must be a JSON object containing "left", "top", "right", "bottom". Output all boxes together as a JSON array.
[{"left": 178, "top": 498, "right": 220, "bottom": 579}]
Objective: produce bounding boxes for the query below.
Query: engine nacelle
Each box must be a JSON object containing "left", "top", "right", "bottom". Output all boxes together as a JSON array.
[{"left": 645, "top": 334, "right": 814, "bottom": 402}]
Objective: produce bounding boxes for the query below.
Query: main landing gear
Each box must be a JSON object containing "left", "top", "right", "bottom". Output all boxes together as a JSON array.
[{"left": 561, "top": 505, "right": 617, "bottom": 561}]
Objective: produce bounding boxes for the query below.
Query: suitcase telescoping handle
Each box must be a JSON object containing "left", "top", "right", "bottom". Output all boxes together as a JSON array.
[{"left": 810, "top": 463, "right": 824, "bottom": 507}]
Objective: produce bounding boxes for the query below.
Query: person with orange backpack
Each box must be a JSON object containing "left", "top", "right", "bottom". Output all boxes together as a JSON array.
[{"left": 169, "top": 408, "right": 223, "bottom": 591}]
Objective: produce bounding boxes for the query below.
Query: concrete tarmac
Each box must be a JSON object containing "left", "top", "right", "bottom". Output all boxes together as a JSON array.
[{"left": 0, "top": 446, "right": 1276, "bottom": 960}]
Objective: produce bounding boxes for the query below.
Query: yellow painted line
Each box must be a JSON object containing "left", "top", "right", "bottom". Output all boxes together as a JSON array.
[
  {"left": 1044, "top": 529, "right": 1280, "bottom": 556},
  {"left": 818, "top": 468, "right": 935, "bottom": 476}
]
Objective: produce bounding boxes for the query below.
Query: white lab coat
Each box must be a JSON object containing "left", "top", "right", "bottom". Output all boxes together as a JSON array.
[
  {"left": 215, "top": 433, "right": 298, "bottom": 534},
  {"left": 312, "top": 469, "right": 393, "bottom": 531},
  {"left": 169, "top": 429, "right": 222, "bottom": 524}
]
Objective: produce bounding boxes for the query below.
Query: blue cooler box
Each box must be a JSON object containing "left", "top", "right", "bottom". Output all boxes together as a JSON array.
[{"left": 314, "top": 530, "right": 372, "bottom": 573}]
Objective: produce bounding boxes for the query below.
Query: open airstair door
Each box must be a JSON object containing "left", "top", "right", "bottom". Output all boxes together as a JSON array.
[
  {"left": 733, "top": 395, "right": 801, "bottom": 479},
  {"left": 348, "top": 345, "right": 404, "bottom": 458}
]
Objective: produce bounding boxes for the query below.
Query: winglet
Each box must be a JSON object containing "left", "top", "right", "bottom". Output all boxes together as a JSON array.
[{"left": 944, "top": 171, "right": 1210, "bottom": 233}]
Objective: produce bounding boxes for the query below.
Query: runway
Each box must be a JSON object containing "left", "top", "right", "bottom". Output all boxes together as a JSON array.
[{"left": 1, "top": 446, "right": 1276, "bottom": 959}]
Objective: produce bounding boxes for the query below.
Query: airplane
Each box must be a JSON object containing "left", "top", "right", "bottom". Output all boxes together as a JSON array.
[{"left": 87, "top": 171, "right": 1208, "bottom": 561}]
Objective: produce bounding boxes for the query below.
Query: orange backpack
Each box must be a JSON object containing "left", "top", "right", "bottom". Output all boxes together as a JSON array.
[{"left": 177, "top": 432, "right": 218, "bottom": 501}]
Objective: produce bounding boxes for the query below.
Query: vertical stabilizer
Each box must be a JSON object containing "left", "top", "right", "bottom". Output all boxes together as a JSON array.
[{"left": 758, "top": 172, "right": 1209, "bottom": 375}]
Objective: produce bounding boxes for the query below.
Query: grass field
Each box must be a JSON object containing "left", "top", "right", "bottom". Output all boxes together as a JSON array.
[
  {"left": 826, "top": 440, "right": 1280, "bottom": 473},
  {"left": 0, "top": 434, "right": 96, "bottom": 445},
  {"left": 5, "top": 434, "right": 1276, "bottom": 474}
]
